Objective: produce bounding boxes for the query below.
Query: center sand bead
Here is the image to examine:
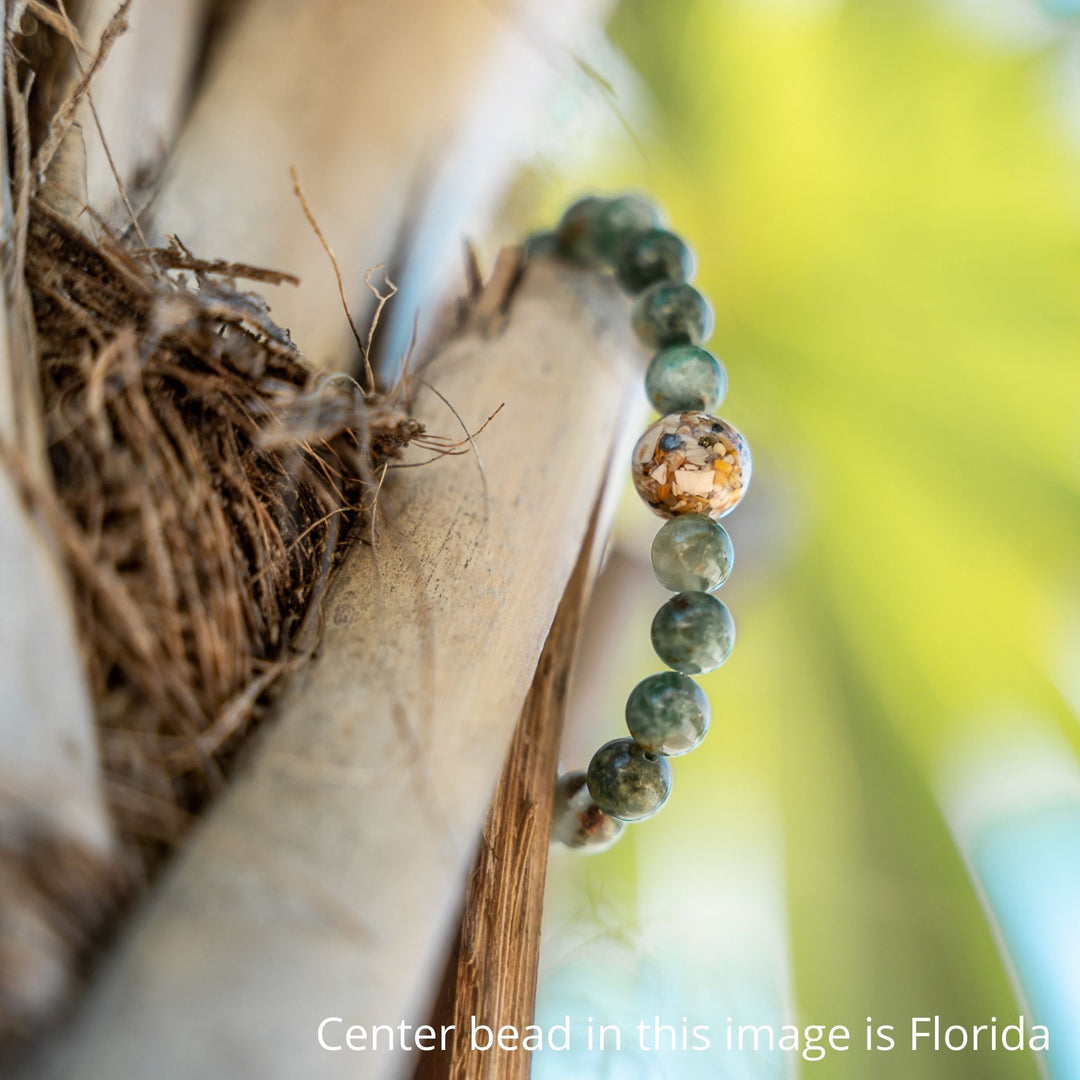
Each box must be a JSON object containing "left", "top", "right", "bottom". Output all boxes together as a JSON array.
[{"left": 632, "top": 412, "right": 752, "bottom": 520}]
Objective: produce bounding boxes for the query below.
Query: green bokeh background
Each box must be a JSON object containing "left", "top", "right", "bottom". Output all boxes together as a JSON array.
[{"left": 529, "top": 1, "right": 1080, "bottom": 1077}]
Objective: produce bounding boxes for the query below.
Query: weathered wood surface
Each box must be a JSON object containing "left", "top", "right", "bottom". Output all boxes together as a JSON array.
[
  {"left": 22, "top": 253, "right": 645, "bottom": 1080},
  {"left": 414, "top": 498, "right": 599, "bottom": 1080}
]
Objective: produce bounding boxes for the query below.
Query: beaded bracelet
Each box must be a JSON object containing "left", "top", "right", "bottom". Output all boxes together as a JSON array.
[{"left": 537, "top": 194, "right": 752, "bottom": 853}]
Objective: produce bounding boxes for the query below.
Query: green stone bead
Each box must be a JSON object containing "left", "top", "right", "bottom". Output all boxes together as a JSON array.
[
  {"left": 651, "top": 514, "right": 733, "bottom": 593},
  {"left": 551, "top": 771, "right": 625, "bottom": 852},
  {"left": 593, "top": 195, "right": 660, "bottom": 265},
  {"left": 631, "top": 412, "right": 752, "bottom": 520},
  {"left": 625, "top": 672, "right": 710, "bottom": 756},
  {"left": 632, "top": 281, "right": 714, "bottom": 349},
  {"left": 616, "top": 229, "right": 695, "bottom": 293},
  {"left": 555, "top": 196, "right": 608, "bottom": 263},
  {"left": 650, "top": 591, "right": 735, "bottom": 674},
  {"left": 586, "top": 737, "right": 672, "bottom": 822},
  {"left": 645, "top": 344, "right": 727, "bottom": 415}
]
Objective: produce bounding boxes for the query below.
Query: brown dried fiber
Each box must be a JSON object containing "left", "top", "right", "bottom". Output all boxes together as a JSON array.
[{"left": 26, "top": 202, "right": 420, "bottom": 877}]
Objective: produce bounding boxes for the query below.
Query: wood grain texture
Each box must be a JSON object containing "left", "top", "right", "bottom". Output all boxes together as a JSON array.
[
  {"left": 20, "top": 253, "right": 645, "bottom": 1080},
  {"left": 414, "top": 498, "right": 600, "bottom": 1080}
]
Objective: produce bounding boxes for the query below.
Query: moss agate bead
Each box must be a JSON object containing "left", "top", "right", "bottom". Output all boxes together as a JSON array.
[
  {"left": 625, "top": 672, "right": 710, "bottom": 756},
  {"left": 593, "top": 195, "right": 660, "bottom": 265},
  {"left": 551, "top": 771, "right": 625, "bottom": 852},
  {"left": 632, "top": 281, "right": 713, "bottom": 349},
  {"left": 617, "top": 229, "right": 695, "bottom": 293},
  {"left": 587, "top": 737, "right": 672, "bottom": 822},
  {"left": 645, "top": 345, "right": 727, "bottom": 415},
  {"left": 555, "top": 196, "right": 608, "bottom": 263},
  {"left": 632, "top": 412, "right": 751, "bottom": 520},
  {"left": 651, "top": 591, "right": 735, "bottom": 674},
  {"left": 651, "top": 514, "right": 733, "bottom": 593}
]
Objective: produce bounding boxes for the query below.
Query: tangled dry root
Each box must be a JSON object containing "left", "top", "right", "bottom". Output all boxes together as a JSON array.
[{"left": 25, "top": 202, "right": 421, "bottom": 877}]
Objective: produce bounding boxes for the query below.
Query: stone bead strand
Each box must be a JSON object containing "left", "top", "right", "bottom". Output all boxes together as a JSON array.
[{"left": 542, "top": 194, "right": 752, "bottom": 853}]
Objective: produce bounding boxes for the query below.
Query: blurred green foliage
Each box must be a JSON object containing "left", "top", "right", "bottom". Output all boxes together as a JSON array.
[{"left": 537, "top": 1, "right": 1080, "bottom": 1076}]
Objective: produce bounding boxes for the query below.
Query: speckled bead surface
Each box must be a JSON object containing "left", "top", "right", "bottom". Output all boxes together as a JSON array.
[
  {"left": 555, "top": 196, "right": 607, "bottom": 263},
  {"left": 593, "top": 195, "right": 660, "bottom": 264},
  {"left": 625, "top": 672, "right": 710, "bottom": 756},
  {"left": 631, "top": 281, "right": 713, "bottom": 349},
  {"left": 651, "top": 591, "right": 735, "bottom": 674},
  {"left": 645, "top": 344, "right": 727, "bottom": 415},
  {"left": 651, "top": 514, "right": 734, "bottom": 593},
  {"left": 586, "top": 737, "right": 672, "bottom": 822},
  {"left": 632, "top": 412, "right": 751, "bottom": 520},
  {"left": 617, "top": 229, "right": 695, "bottom": 293},
  {"left": 551, "top": 771, "right": 625, "bottom": 852}
]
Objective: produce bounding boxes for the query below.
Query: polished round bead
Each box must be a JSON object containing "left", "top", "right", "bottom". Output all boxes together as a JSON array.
[
  {"left": 651, "top": 591, "right": 735, "bottom": 674},
  {"left": 555, "top": 196, "right": 608, "bottom": 263},
  {"left": 593, "top": 194, "right": 660, "bottom": 264},
  {"left": 551, "top": 771, "right": 625, "bottom": 852},
  {"left": 625, "top": 672, "right": 710, "bottom": 756},
  {"left": 645, "top": 344, "right": 727, "bottom": 415},
  {"left": 632, "top": 412, "right": 751, "bottom": 519},
  {"left": 631, "top": 281, "right": 713, "bottom": 348},
  {"left": 616, "top": 229, "right": 695, "bottom": 293},
  {"left": 651, "top": 514, "right": 734, "bottom": 592},
  {"left": 586, "top": 737, "right": 672, "bottom": 822}
]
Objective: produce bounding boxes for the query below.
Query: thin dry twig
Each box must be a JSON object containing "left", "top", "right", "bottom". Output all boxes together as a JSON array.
[
  {"left": 289, "top": 165, "right": 373, "bottom": 389},
  {"left": 30, "top": 0, "right": 132, "bottom": 191},
  {"left": 387, "top": 401, "right": 505, "bottom": 467},
  {"left": 361, "top": 262, "right": 397, "bottom": 393},
  {"left": 25, "top": 0, "right": 85, "bottom": 45},
  {"left": 416, "top": 380, "right": 498, "bottom": 512},
  {"left": 141, "top": 247, "right": 302, "bottom": 287},
  {"left": 52, "top": 0, "right": 150, "bottom": 251}
]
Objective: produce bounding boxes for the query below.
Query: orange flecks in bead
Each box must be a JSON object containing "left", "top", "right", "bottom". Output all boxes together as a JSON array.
[{"left": 631, "top": 412, "right": 751, "bottom": 521}]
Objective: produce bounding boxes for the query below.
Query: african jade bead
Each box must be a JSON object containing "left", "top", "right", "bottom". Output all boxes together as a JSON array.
[
  {"left": 651, "top": 514, "right": 733, "bottom": 593},
  {"left": 625, "top": 672, "right": 710, "bottom": 756},
  {"left": 651, "top": 591, "right": 735, "bottom": 675},
  {"left": 551, "top": 771, "right": 625, "bottom": 852},
  {"left": 645, "top": 344, "right": 727, "bottom": 415},
  {"left": 555, "top": 196, "right": 608, "bottom": 263},
  {"left": 631, "top": 281, "right": 713, "bottom": 349},
  {"left": 593, "top": 195, "right": 660, "bottom": 264},
  {"left": 617, "top": 228, "right": 695, "bottom": 293},
  {"left": 587, "top": 738, "right": 672, "bottom": 822},
  {"left": 632, "top": 412, "right": 751, "bottom": 520}
]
